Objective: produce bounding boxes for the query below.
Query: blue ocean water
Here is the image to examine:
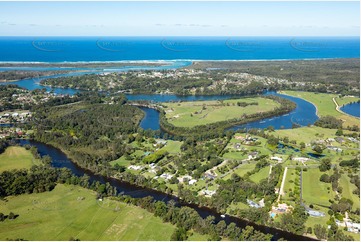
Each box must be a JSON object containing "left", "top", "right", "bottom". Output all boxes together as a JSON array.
[{"left": 0, "top": 36, "right": 359, "bottom": 62}]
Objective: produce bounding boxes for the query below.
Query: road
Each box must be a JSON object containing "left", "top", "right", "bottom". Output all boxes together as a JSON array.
[{"left": 277, "top": 167, "right": 288, "bottom": 203}]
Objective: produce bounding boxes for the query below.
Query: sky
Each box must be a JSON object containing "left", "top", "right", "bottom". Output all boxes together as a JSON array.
[{"left": 0, "top": 1, "right": 359, "bottom": 36}]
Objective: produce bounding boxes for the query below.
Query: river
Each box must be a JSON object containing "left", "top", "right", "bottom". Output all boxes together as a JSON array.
[
  {"left": 340, "top": 101, "right": 360, "bottom": 118},
  {"left": 16, "top": 139, "right": 315, "bottom": 241},
  {"left": 2, "top": 62, "right": 321, "bottom": 240}
]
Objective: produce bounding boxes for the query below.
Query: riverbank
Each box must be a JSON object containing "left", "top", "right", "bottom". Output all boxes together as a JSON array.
[
  {"left": 281, "top": 90, "right": 360, "bottom": 128},
  {"left": 333, "top": 97, "right": 360, "bottom": 119},
  {"left": 14, "top": 139, "right": 317, "bottom": 241},
  {"left": 278, "top": 91, "right": 320, "bottom": 118}
]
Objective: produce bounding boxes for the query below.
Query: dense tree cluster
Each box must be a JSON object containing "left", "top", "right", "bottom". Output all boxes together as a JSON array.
[
  {"left": 314, "top": 115, "right": 343, "bottom": 129},
  {"left": 32, "top": 95, "right": 143, "bottom": 176}
]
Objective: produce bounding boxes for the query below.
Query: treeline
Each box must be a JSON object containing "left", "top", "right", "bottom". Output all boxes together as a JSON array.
[
  {"left": 114, "top": 195, "right": 274, "bottom": 241},
  {"left": 0, "top": 140, "right": 8, "bottom": 154},
  {"left": 0, "top": 70, "right": 68, "bottom": 81},
  {"left": 160, "top": 95, "right": 296, "bottom": 138},
  {"left": 0, "top": 166, "right": 63, "bottom": 196},
  {"left": 315, "top": 115, "right": 343, "bottom": 129}
]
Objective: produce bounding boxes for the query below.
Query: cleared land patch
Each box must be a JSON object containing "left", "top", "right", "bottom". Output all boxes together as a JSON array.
[
  {"left": 162, "top": 97, "right": 280, "bottom": 128},
  {"left": 302, "top": 169, "right": 335, "bottom": 207},
  {"left": 0, "top": 184, "right": 177, "bottom": 241},
  {"left": 0, "top": 146, "right": 41, "bottom": 172},
  {"left": 281, "top": 91, "right": 359, "bottom": 128}
]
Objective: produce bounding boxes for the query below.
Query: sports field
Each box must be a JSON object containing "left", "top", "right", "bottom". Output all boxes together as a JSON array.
[
  {"left": 0, "top": 146, "right": 41, "bottom": 172},
  {"left": 281, "top": 91, "right": 359, "bottom": 128},
  {"left": 163, "top": 97, "right": 280, "bottom": 127},
  {"left": 0, "top": 184, "right": 178, "bottom": 241}
]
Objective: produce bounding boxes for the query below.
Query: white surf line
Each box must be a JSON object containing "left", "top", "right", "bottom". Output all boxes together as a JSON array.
[{"left": 277, "top": 167, "right": 288, "bottom": 203}]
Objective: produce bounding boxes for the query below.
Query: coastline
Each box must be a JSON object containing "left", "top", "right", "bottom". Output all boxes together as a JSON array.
[{"left": 0, "top": 57, "right": 359, "bottom": 64}]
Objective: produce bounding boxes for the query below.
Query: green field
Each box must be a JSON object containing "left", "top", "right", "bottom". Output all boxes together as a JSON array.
[
  {"left": 0, "top": 184, "right": 177, "bottom": 241},
  {"left": 281, "top": 91, "right": 359, "bottom": 128},
  {"left": 335, "top": 96, "right": 360, "bottom": 107},
  {"left": 249, "top": 166, "right": 270, "bottom": 183},
  {"left": 0, "top": 146, "right": 41, "bottom": 172},
  {"left": 163, "top": 97, "right": 280, "bottom": 127},
  {"left": 159, "top": 140, "right": 182, "bottom": 154},
  {"left": 223, "top": 163, "right": 256, "bottom": 180},
  {"left": 272, "top": 126, "right": 350, "bottom": 145},
  {"left": 302, "top": 169, "right": 335, "bottom": 207},
  {"left": 282, "top": 168, "right": 298, "bottom": 202},
  {"left": 339, "top": 174, "right": 360, "bottom": 210}
]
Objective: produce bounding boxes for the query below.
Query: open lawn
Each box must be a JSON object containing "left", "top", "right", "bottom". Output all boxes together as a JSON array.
[
  {"left": 223, "top": 163, "right": 256, "bottom": 180},
  {"left": 302, "top": 169, "right": 335, "bottom": 207},
  {"left": 223, "top": 151, "right": 247, "bottom": 160},
  {"left": 249, "top": 166, "right": 270, "bottom": 183},
  {"left": 109, "top": 156, "right": 132, "bottom": 168},
  {"left": 0, "top": 184, "right": 177, "bottom": 241},
  {"left": 162, "top": 97, "right": 280, "bottom": 127},
  {"left": 0, "top": 146, "right": 41, "bottom": 173},
  {"left": 159, "top": 140, "right": 182, "bottom": 154},
  {"left": 339, "top": 174, "right": 360, "bottom": 210},
  {"left": 272, "top": 126, "right": 344, "bottom": 145},
  {"left": 282, "top": 168, "right": 298, "bottom": 203},
  {"left": 281, "top": 91, "right": 359, "bottom": 128}
]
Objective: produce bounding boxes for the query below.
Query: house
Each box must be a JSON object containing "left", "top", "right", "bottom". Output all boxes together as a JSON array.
[
  {"left": 160, "top": 173, "right": 173, "bottom": 180},
  {"left": 326, "top": 138, "right": 335, "bottom": 143},
  {"left": 248, "top": 151, "right": 258, "bottom": 160},
  {"left": 245, "top": 135, "right": 258, "bottom": 142},
  {"left": 235, "top": 135, "right": 244, "bottom": 140},
  {"left": 204, "top": 172, "right": 217, "bottom": 180},
  {"left": 178, "top": 175, "right": 192, "bottom": 183},
  {"left": 292, "top": 157, "right": 310, "bottom": 162},
  {"left": 307, "top": 210, "right": 325, "bottom": 217},
  {"left": 156, "top": 139, "right": 167, "bottom": 145},
  {"left": 128, "top": 165, "right": 142, "bottom": 170},
  {"left": 348, "top": 137, "right": 359, "bottom": 143},
  {"left": 271, "top": 156, "right": 283, "bottom": 162},
  {"left": 327, "top": 146, "right": 342, "bottom": 152},
  {"left": 188, "top": 179, "right": 197, "bottom": 185},
  {"left": 247, "top": 199, "right": 262, "bottom": 208},
  {"left": 271, "top": 203, "right": 292, "bottom": 214},
  {"left": 335, "top": 137, "right": 345, "bottom": 144},
  {"left": 200, "top": 189, "right": 216, "bottom": 197},
  {"left": 345, "top": 222, "right": 360, "bottom": 233}
]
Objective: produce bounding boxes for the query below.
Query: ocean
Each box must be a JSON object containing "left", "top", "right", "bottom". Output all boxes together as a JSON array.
[{"left": 0, "top": 36, "right": 359, "bottom": 62}]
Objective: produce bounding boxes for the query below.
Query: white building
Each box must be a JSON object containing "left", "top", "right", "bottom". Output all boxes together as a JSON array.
[{"left": 271, "top": 156, "right": 283, "bottom": 162}]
